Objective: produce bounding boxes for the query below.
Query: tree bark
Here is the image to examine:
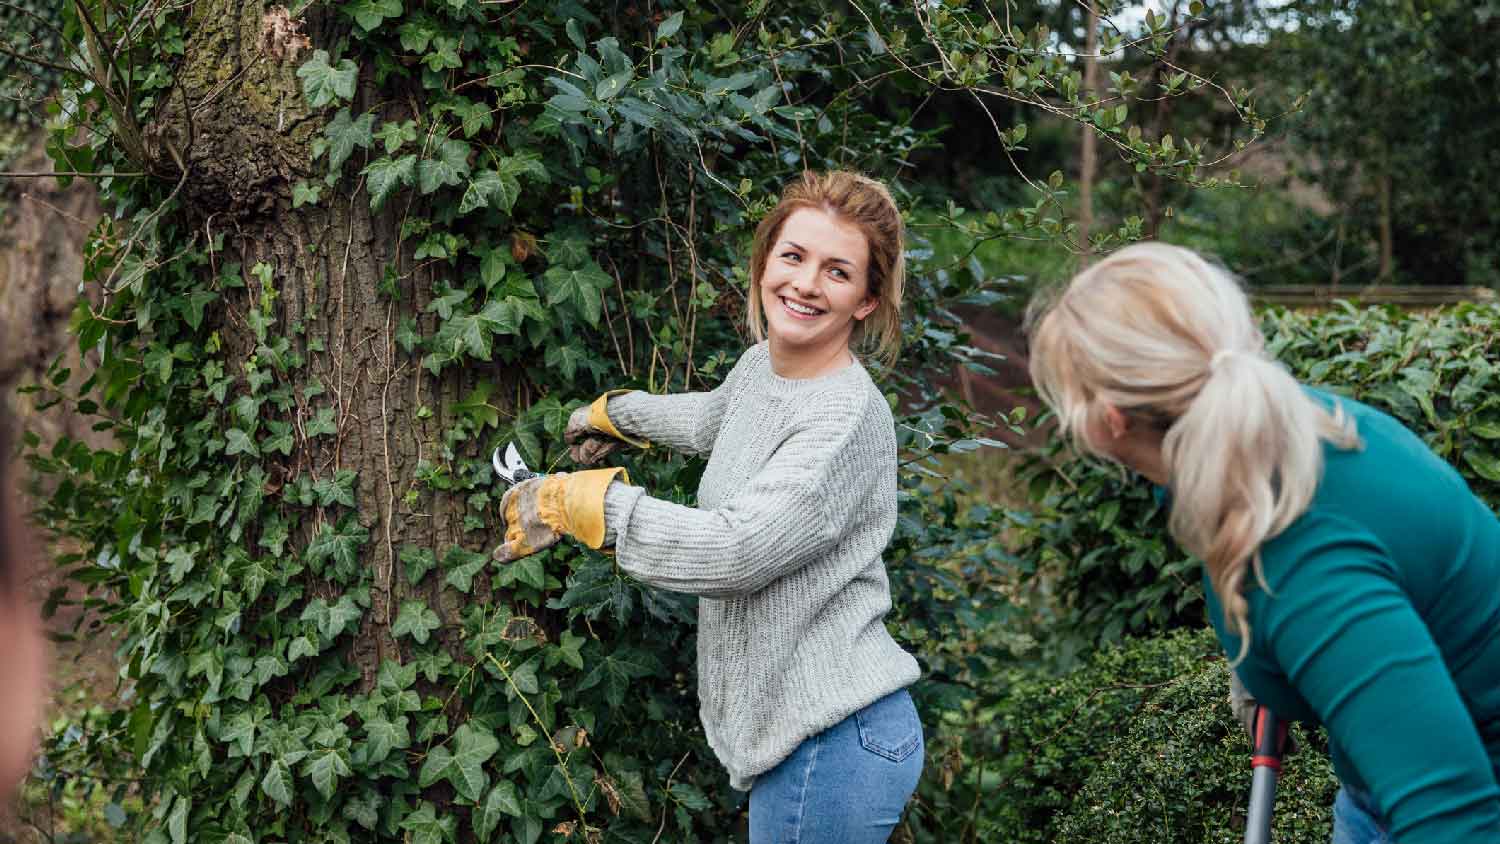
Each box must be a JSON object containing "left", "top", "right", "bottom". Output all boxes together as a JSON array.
[
  {"left": 164, "top": 0, "right": 506, "bottom": 690},
  {"left": 1377, "top": 164, "right": 1394, "bottom": 281}
]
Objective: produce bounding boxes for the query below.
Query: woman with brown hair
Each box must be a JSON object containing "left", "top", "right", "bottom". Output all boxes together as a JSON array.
[
  {"left": 1027, "top": 242, "right": 1500, "bottom": 843},
  {"left": 494, "top": 171, "right": 924, "bottom": 842}
]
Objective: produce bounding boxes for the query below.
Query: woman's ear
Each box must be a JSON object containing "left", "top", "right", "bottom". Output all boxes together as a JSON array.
[
  {"left": 1102, "top": 403, "right": 1129, "bottom": 439},
  {"left": 854, "top": 296, "right": 879, "bottom": 321}
]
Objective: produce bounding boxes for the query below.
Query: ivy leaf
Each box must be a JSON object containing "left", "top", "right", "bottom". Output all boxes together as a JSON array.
[
  {"left": 400, "top": 801, "right": 456, "bottom": 844},
  {"left": 443, "top": 546, "right": 489, "bottom": 593},
  {"left": 303, "top": 747, "right": 352, "bottom": 799},
  {"left": 432, "top": 313, "right": 492, "bottom": 362},
  {"left": 417, "top": 138, "right": 472, "bottom": 194},
  {"left": 288, "top": 636, "right": 319, "bottom": 662},
  {"left": 342, "top": 0, "right": 402, "bottom": 31},
  {"left": 261, "top": 759, "right": 294, "bottom": 807},
  {"left": 401, "top": 544, "right": 437, "bottom": 583},
  {"left": 556, "top": 631, "right": 585, "bottom": 670},
  {"left": 396, "top": 317, "right": 422, "bottom": 353},
  {"left": 263, "top": 421, "right": 294, "bottom": 457},
  {"left": 167, "top": 795, "right": 189, "bottom": 844},
  {"left": 417, "top": 722, "right": 498, "bottom": 802},
  {"left": 362, "top": 713, "right": 410, "bottom": 764},
  {"left": 343, "top": 789, "right": 381, "bottom": 830},
  {"left": 292, "top": 181, "right": 323, "bottom": 208},
  {"left": 458, "top": 170, "right": 514, "bottom": 215},
  {"left": 512, "top": 555, "right": 547, "bottom": 591},
  {"left": 300, "top": 594, "right": 363, "bottom": 640},
  {"left": 362, "top": 154, "right": 416, "bottom": 209},
  {"left": 423, "top": 34, "right": 462, "bottom": 72},
  {"left": 297, "top": 50, "right": 358, "bottom": 109},
  {"left": 448, "top": 98, "right": 493, "bottom": 138},
  {"left": 458, "top": 154, "right": 547, "bottom": 215},
  {"left": 225, "top": 428, "right": 260, "bottom": 457},
  {"left": 306, "top": 406, "right": 339, "bottom": 438},
  {"left": 314, "top": 469, "right": 359, "bottom": 508},
  {"left": 183, "top": 290, "right": 217, "bottom": 330},
  {"left": 426, "top": 287, "right": 469, "bottom": 320},
  {"left": 324, "top": 108, "right": 376, "bottom": 175},
  {"left": 398, "top": 19, "right": 435, "bottom": 53},
  {"left": 478, "top": 247, "right": 508, "bottom": 289},
  {"left": 305, "top": 517, "right": 369, "bottom": 582},
  {"left": 378, "top": 658, "right": 419, "bottom": 694},
  {"left": 578, "top": 648, "right": 656, "bottom": 708},
  {"left": 393, "top": 599, "right": 441, "bottom": 644},
  {"left": 543, "top": 263, "right": 612, "bottom": 327},
  {"left": 544, "top": 344, "right": 588, "bottom": 382},
  {"left": 477, "top": 296, "right": 526, "bottom": 337},
  {"left": 669, "top": 782, "right": 712, "bottom": 811},
  {"left": 474, "top": 780, "right": 522, "bottom": 840},
  {"left": 220, "top": 709, "right": 259, "bottom": 757}
]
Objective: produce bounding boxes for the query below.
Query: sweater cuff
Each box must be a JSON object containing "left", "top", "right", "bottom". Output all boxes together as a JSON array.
[
  {"left": 601, "top": 480, "right": 646, "bottom": 548},
  {"left": 591, "top": 390, "right": 651, "bottom": 449}
]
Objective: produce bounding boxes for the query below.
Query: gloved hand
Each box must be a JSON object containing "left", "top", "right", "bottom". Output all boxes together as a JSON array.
[
  {"left": 1229, "top": 669, "right": 1297, "bottom": 754},
  {"left": 564, "top": 391, "right": 649, "bottom": 466},
  {"left": 493, "top": 468, "right": 629, "bottom": 563}
]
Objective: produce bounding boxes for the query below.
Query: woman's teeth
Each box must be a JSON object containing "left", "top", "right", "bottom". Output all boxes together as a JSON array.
[{"left": 783, "top": 298, "right": 823, "bottom": 316}]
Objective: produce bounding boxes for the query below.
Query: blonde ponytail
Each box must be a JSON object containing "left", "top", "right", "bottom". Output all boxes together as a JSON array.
[{"left": 1026, "top": 243, "right": 1360, "bottom": 659}]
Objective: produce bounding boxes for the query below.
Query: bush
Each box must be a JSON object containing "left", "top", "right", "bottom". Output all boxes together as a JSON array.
[
  {"left": 1052, "top": 634, "right": 1337, "bottom": 844},
  {"left": 911, "top": 628, "right": 1335, "bottom": 844}
]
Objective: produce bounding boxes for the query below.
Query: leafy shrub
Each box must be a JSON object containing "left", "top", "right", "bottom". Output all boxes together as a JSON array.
[
  {"left": 1051, "top": 634, "right": 1337, "bottom": 844},
  {"left": 912, "top": 628, "right": 1334, "bottom": 844}
]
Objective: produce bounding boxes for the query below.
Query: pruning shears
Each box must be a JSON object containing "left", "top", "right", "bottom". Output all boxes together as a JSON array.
[
  {"left": 491, "top": 442, "right": 539, "bottom": 486},
  {"left": 1244, "top": 704, "right": 1289, "bottom": 844}
]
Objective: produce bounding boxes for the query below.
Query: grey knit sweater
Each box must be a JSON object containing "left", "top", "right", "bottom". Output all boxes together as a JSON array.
[{"left": 601, "top": 342, "right": 921, "bottom": 791}]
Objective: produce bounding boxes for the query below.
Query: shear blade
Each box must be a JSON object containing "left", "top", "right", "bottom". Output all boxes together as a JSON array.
[{"left": 492, "top": 442, "right": 531, "bottom": 484}]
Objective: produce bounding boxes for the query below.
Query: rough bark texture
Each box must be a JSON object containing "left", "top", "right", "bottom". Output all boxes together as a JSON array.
[
  {"left": 165, "top": 0, "right": 510, "bottom": 690},
  {"left": 0, "top": 134, "right": 103, "bottom": 449}
]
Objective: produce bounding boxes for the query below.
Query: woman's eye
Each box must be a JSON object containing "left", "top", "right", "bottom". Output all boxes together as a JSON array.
[
  {"left": 781, "top": 251, "right": 801, "bottom": 262},
  {"left": 829, "top": 267, "right": 848, "bottom": 280}
]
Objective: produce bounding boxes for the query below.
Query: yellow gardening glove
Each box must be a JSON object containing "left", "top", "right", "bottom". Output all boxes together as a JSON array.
[
  {"left": 565, "top": 391, "right": 650, "bottom": 466},
  {"left": 493, "top": 468, "right": 630, "bottom": 563}
]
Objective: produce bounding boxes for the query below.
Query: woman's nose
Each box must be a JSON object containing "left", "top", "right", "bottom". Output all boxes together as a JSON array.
[{"left": 791, "top": 266, "right": 821, "bottom": 298}]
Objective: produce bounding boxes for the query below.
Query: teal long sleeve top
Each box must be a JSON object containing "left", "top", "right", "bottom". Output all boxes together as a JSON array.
[{"left": 1201, "top": 389, "right": 1500, "bottom": 842}]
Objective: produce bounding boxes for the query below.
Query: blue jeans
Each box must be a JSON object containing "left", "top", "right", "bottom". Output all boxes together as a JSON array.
[
  {"left": 749, "top": 689, "right": 924, "bottom": 843},
  {"left": 1331, "top": 784, "right": 1392, "bottom": 844}
]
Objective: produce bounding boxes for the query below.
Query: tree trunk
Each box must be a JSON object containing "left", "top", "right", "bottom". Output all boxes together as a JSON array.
[
  {"left": 1077, "top": 0, "right": 1100, "bottom": 252},
  {"left": 1377, "top": 165, "right": 1394, "bottom": 282},
  {"left": 167, "top": 0, "right": 499, "bottom": 690}
]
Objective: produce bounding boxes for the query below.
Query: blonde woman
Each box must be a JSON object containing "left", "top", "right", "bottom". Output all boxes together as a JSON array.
[
  {"left": 495, "top": 171, "right": 924, "bottom": 842},
  {"left": 1026, "top": 242, "right": 1500, "bottom": 843}
]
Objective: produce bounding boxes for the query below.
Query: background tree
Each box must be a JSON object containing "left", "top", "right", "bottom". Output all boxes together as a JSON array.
[{"left": 1273, "top": 0, "right": 1500, "bottom": 287}]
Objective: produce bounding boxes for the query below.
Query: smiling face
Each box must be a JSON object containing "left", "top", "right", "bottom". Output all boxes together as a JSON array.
[{"left": 758, "top": 207, "right": 879, "bottom": 374}]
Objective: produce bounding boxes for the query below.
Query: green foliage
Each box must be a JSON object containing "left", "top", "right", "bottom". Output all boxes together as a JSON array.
[
  {"left": 1002, "top": 301, "right": 1500, "bottom": 662},
  {"left": 0, "top": 0, "right": 65, "bottom": 128},
  {"left": 1051, "top": 631, "right": 1338, "bottom": 844},
  {"left": 1276, "top": 0, "right": 1500, "bottom": 286},
  {"left": 913, "top": 628, "right": 1336, "bottom": 844},
  {"left": 21, "top": 2, "right": 1262, "bottom": 843}
]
